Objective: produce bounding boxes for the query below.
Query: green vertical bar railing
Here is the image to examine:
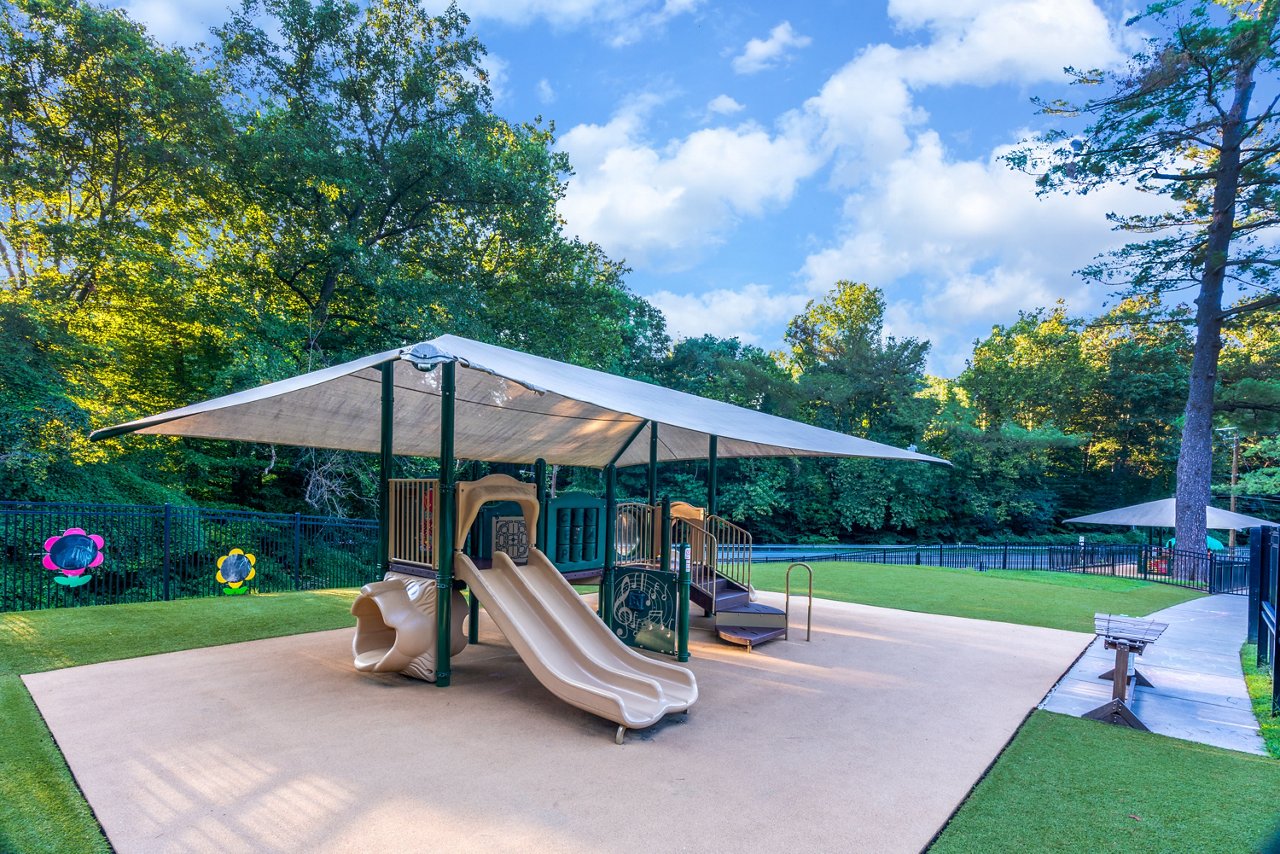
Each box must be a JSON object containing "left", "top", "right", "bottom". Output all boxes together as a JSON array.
[
  {"left": 436, "top": 359, "right": 456, "bottom": 688},
  {"left": 378, "top": 361, "right": 395, "bottom": 574},
  {"left": 292, "top": 512, "right": 303, "bottom": 590}
]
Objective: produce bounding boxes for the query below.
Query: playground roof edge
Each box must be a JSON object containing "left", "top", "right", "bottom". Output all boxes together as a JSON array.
[{"left": 91, "top": 335, "right": 950, "bottom": 469}]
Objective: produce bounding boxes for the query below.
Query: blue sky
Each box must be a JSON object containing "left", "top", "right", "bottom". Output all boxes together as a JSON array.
[{"left": 120, "top": 0, "right": 1160, "bottom": 376}]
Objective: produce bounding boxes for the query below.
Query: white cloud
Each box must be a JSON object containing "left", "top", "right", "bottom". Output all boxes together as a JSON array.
[
  {"left": 537, "top": 78, "right": 556, "bottom": 104},
  {"left": 481, "top": 54, "right": 510, "bottom": 103},
  {"left": 119, "top": 0, "right": 226, "bottom": 44},
  {"left": 649, "top": 284, "right": 809, "bottom": 344},
  {"left": 804, "top": 0, "right": 1120, "bottom": 183},
  {"left": 428, "top": 0, "right": 701, "bottom": 46},
  {"left": 706, "top": 94, "right": 745, "bottom": 116},
  {"left": 732, "top": 21, "right": 813, "bottom": 75},
  {"left": 558, "top": 96, "right": 822, "bottom": 266},
  {"left": 800, "top": 131, "right": 1163, "bottom": 374}
]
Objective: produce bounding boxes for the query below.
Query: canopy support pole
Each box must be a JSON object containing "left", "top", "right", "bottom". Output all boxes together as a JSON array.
[
  {"left": 378, "top": 362, "right": 395, "bottom": 574},
  {"left": 535, "top": 458, "right": 548, "bottom": 550},
  {"left": 602, "top": 464, "right": 617, "bottom": 629},
  {"left": 648, "top": 423, "right": 659, "bottom": 506},
  {"left": 435, "top": 360, "right": 456, "bottom": 688},
  {"left": 707, "top": 435, "right": 718, "bottom": 517}
]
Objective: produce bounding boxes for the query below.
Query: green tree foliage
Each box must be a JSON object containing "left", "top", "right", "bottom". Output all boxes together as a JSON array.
[{"left": 1006, "top": 0, "right": 1280, "bottom": 554}]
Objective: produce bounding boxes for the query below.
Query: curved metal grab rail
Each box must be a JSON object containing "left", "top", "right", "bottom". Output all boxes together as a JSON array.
[{"left": 785, "top": 562, "right": 813, "bottom": 642}]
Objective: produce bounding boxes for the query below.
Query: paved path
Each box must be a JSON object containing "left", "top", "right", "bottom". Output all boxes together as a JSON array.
[
  {"left": 1041, "top": 594, "right": 1266, "bottom": 755},
  {"left": 25, "top": 595, "right": 1088, "bottom": 854}
]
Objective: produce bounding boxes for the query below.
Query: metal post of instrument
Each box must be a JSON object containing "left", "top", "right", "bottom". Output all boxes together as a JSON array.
[
  {"left": 707, "top": 435, "right": 718, "bottom": 518},
  {"left": 678, "top": 532, "right": 691, "bottom": 662},
  {"left": 378, "top": 361, "right": 395, "bottom": 573},
  {"left": 785, "top": 562, "right": 813, "bottom": 641},
  {"left": 435, "top": 360, "right": 456, "bottom": 688}
]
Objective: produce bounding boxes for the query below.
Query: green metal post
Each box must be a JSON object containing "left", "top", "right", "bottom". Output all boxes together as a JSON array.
[
  {"left": 707, "top": 435, "right": 718, "bottom": 517},
  {"left": 468, "top": 591, "right": 479, "bottom": 644},
  {"left": 379, "top": 361, "right": 395, "bottom": 574},
  {"left": 660, "top": 497, "right": 672, "bottom": 574},
  {"left": 535, "top": 458, "right": 548, "bottom": 550},
  {"left": 648, "top": 423, "right": 659, "bottom": 506},
  {"left": 435, "top": 360, "right": 456, "bottom": 687},
  {"left": 678, "top": 532, "right": 690, "bottom": 663},
  {"left": 602, "top": 464, "right": 617, "bottom": 627}
]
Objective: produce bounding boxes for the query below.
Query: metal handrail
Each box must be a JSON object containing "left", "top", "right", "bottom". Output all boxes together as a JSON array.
[
  {"left": 785, "top": 562, "right": 813, "bottom": 642},
  {"left": 672, "top": 517, "right": 718, "bottom": 596},
  {"left": 705, "top": 514, "right": 753, "bottom": 595}
]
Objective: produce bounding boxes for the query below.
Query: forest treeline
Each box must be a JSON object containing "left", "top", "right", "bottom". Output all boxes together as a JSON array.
[{"left": 2, "top": 0, "right": 1277, "bottom": 542}]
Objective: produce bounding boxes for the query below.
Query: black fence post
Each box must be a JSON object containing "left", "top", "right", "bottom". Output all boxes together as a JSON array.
[
  {"left": 1002, "top": 543, "right": 1008, "bottom": 570},
  {"left": 162, "top": 503, "right": 172, "bottom": 601},
  {"left": 293, "top": 512, "right": 303, "bottom": 591},
  {"left": 1248, "top": 528, "right": 1262, "bottom": 644}
]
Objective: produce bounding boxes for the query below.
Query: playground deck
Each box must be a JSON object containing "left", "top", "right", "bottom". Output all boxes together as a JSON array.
[{"left": 24, "top": 594, "right": 1088, "bottom": 853}]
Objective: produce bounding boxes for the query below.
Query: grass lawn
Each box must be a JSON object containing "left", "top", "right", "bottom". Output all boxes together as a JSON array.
[
  {"left": 0, "top": 590, "right": 359, "bottom": 854},
  {"left": 751, "top": 561, "right": 1203, "bottom": 633},
  {"left": 931, "top": 711, "right": 1280, "bottom": 853},
  {"left": 1241, "top": 643, "right": 1280, "bottom": 759}
]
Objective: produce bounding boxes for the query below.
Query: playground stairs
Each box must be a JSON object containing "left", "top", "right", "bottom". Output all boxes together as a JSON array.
[{"left": 692, "top": 575, "right": 787, "bottom": 651}]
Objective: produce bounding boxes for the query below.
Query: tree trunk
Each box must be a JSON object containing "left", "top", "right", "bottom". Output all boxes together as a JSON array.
[{"left": 1173, "top": 52, "right": 1258, "bottom": 572}]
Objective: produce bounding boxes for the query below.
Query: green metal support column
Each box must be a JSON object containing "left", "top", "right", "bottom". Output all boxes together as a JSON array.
[
  {"left": 435, "top": 360, "right": 456, "bottom": 688},
  {"left": 534, "top": 458, "right": 548, "bottom": 550},
  {"left": 707, "top": 435, "right": 718, "bottom": 517},
  {"left": 648, "top": 423, "right": 659, "bottom": 506},
  {"left": 602, "top": 464, "right": 617, "bottom": 626},
  {"left": 378, "top": 362, "right": 395, "bottom": 574}
]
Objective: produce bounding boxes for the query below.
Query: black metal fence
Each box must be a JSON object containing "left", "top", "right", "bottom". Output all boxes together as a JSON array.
[
  {"left": 1, "top": 500, "right": 380, "bottom": 612},
  {"left": 757, "top": 542, "right": 1250, "bottom": 595}
]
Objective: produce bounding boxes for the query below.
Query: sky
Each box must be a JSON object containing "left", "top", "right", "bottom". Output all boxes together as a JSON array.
[{"left": 119, "top": 0, "right": 1161, "bottom": 376}]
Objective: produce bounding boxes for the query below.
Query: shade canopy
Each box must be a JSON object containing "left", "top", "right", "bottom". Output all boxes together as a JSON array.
[
  {"left": 1065, "top": 498, "right": 1274, "bottom": 531},
  {"left": 91, "top": 335, "right": 949, "bottom": 469}
]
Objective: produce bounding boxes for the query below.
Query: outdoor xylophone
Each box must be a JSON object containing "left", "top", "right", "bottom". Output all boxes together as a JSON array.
[{"left": 1082, "top": 613, "right": 1169, "bottom": 731}]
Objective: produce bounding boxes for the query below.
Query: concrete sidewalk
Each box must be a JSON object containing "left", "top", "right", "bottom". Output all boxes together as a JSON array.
[{"left": 1040, "top": 594, "right": 1267, "bottom": 755}]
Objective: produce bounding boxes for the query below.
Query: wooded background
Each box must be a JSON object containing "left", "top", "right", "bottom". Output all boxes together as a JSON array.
[{"left": 2, "top": 0, "right": 1277, "bottom": 542}]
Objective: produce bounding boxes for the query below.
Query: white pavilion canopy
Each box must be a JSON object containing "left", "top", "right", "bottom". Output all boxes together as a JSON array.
[
  {"left": 92, "top": 335, "right": 948, "bottom": 469},
  {"left": 1065, "top": 498, "right": 1274, "bottom": 530}
]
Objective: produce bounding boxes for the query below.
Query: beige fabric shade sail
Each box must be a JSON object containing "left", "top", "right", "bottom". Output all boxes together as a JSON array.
[
  {"left": 91, "top": 334, "right": 948, "bottom": 469},
  {"left": 1065, "top": 498, "right": 1274, "bottom": 530}
]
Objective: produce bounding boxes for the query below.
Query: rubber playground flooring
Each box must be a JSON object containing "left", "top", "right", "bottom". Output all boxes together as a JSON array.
[{"left": 24, "top": 593, "right": 1089, "bottom": 853}]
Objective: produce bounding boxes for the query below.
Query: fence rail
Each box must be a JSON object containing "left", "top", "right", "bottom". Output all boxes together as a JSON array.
[
  {"left": 754, "top": 542, "right": 1250, "bottom": 595},
  {"left": 2, "top": 500, "right": 380, "bottom": 612}
]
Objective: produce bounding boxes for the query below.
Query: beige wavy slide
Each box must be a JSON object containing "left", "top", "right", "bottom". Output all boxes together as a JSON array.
[{"left": 456, "top": 548, "right": 698, "bottom": 738}]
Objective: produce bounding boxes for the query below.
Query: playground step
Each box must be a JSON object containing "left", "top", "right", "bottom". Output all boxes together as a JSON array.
[
  {"left": 716, "top": 603, "right": 787, "bottom": 652},
  {"left": 715, "top": 624, "right": 787, "bottom": 651},
  {"left": 691, "top": 576, "right": 750, "bottom": 614},
  {"left": 716, "top": 603, "right": 787, "bottom": 630}
]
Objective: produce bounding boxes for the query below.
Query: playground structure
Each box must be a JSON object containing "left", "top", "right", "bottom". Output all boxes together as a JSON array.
[{"left": 92, "top": 334, "right": 945, "bottom": 736}]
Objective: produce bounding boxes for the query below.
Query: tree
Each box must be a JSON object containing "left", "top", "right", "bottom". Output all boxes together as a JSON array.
[{"left": 1008, "top": 0, "right": 1280, "bottom": 554}]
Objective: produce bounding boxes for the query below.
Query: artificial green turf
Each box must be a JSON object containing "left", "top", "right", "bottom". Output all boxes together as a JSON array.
[
  {"left": 751, "top": 562, "right": 1203, "bottom": 633},
  {"left": 0, "top": 590, "right": 360, "bottom": 853},
  {"left": 1241, "top": 643, "right": 1280, "bottom": 759},
  {"left": 931, "top": 710, "right": 1280, "bottom": 853}
]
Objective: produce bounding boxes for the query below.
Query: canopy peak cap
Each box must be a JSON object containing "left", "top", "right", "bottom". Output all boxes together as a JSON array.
[{"left": 404, "top": 342, "right": 547, "bottom": 394}]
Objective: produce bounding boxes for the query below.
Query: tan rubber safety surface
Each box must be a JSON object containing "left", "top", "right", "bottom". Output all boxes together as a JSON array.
[{"left": 23, "top": 593, "right": 1088, "bottom": 854}]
